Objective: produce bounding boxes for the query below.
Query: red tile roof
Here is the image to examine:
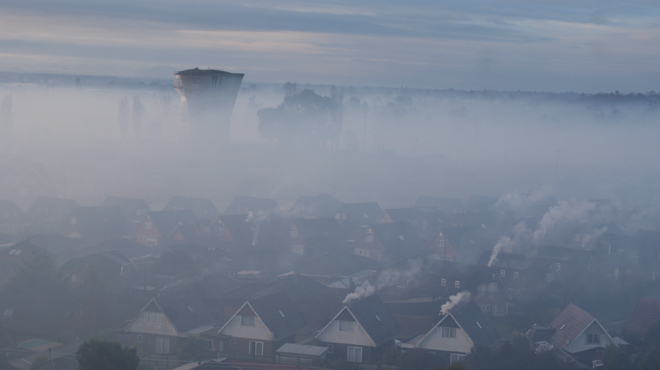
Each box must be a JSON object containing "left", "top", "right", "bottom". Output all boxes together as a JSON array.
[
  {"left": 625, "top": 298, "right": 660, "bottom": 338},
  {"left": 548, "top": 303, "right": 595, "bottom": 350}
]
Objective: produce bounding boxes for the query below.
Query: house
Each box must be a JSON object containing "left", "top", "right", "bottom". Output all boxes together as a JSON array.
[
  {"left": 315, "top": 295, "right": 401, "bottom": 364},
  {"left": 0, "top": 241, "right": 54, "bottom": 284},
  {"left": 61, "top": 206, "right": 131, "bottom": 243},
  {"left": 623, "top": 296, "right": 660, "bottom": 342},
  {"left": 278, "top": 218, "right": 344, "bottom": 255},
  {"left": 214, "top": 291, "right": 307, "bottom": 359},
  {"left": 102, "top": 196, "right": 152, "bottom": 227},
  {"left": 25, "top": 196, "right": 79, "bottom": 234},
  {"left": 336, "top": 202, "right": 383, "bottom": 228},
  {"left": 410, "top": 301, "right": 501, "bottom": 366},
  {"left": 295, "top": 252, "right": 378, "bottom": 284},
  {"left": 528, "top": 303, "right": 616, "bottom": 365},
  {"left": 376, "top": 208, "right": 449, "bottom": 239},
  {"left": 162, "top": 196, "right": 220, "bottom": 220},
  {"left": 134, "top": 210, "right": 196, "bottom": 247},
  {"left": 61, "top": 250, "right": 137, "bottom": 285},
  {"left": 465, "top": 195, "right": 498, "bottom": 213},
  {"left": 352, "top": 222, "right": 423, "bottom": 262},
  {"left": 124, "top": 288, "right": 216, "bottom": 356},
  {"left": 413, "top": 196, "right": 463, "bottom": 215},
  {"left": 424, "top": 230, "right": 459, "bottom": 261},
  {"left": 289, "top": 194, "right": 343, "bottom": 219},
  {"left": 0, "top": 199, "right": 24, "bottom": 235},
  {"left": 224, "top": 196, "right": 278, "bottom": 215}
]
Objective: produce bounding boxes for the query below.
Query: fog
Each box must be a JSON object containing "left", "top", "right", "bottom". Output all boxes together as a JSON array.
[{"left": 2, "top": 75, "right": 659, "bottom": 212}]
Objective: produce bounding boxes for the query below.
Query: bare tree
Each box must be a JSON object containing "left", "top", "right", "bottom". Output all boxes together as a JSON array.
[
  {"left": 132, "top": 94, "right": 144, "bottom": 139},
  {"left": 117, "top": 96, "right": 129, "bottom": 140}
]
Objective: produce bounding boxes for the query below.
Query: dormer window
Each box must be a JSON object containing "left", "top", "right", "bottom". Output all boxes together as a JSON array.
[{"left": 454, "top": 280, "right": 460, "bottom": 288}]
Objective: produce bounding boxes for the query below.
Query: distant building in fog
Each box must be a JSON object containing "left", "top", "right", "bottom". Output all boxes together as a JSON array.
[{"left": 174, "top": 68, "right": 244, "bottom": 142}]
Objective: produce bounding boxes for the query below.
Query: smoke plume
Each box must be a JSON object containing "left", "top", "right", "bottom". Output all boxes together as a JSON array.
[
  {"left": 533, "top": 200, "right": 596, "bottom": 242},
  {"left": 343, "top": 280, "right": 375, "bottom": 304},
  {"left": 487, "top": 236, "right": 514, "bottom": 267},
  {"left": 440, "top": 291, "right": 471, "bottom": 315}
]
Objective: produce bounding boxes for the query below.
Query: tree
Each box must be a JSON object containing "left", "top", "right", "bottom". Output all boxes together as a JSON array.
[
  {"left": 178, "top": 336, "right": 208, "bottom": 361},
  {"left": 4, "top": 249, "right": 65, "bottom": 294},
  {"left": 76, "top": 338, "right": 139, "bottom": 370},
  {"left": 397, "top": 348, "right": 442, "bottom": 370},
  {"left": 602, "top": 344, "right": 631, "bottom": 370},
  {"left": 257, "top": 89, "right": 341, "bottom": 148}
]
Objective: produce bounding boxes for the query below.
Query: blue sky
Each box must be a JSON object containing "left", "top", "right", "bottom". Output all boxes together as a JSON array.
[{"left": 1, "top": 0, "right": 659, "bottom": 92}]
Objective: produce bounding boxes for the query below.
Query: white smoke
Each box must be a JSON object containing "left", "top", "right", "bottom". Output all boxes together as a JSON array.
[
  {"left": 533, "top": 200, "right": 596, "bottom": 242},
  {"left": 440, "top": 291, "right": 471, "bottom": 315},
  {"left": 582, "top": 226, "right": 608, "bottom": 246},
  {"left": 496, "top": 185, "right": 554, "bottom": 209},
  {"left": 343, "top": 280, "right": 376, "bottom": 304},
  {"left": 487, "top": 236, "right": 514, "bottom": 267},
  {"left": 342, "top": 258, "right": 423, "bottom": 304},
  {"left": 245, "top": 211, "right": 269, "bottom": 246}
]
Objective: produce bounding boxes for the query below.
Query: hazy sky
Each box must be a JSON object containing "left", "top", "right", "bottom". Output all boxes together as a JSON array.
[{"left": 1, "top": 0, "right": 660, "bottom": 92}]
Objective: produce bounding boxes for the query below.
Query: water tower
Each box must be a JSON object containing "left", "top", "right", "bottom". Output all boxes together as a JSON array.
[{"left": 174, "top": 68, "right": 244, "bottom": 141}]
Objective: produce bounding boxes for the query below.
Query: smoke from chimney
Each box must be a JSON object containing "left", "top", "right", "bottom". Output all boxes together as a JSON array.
[{"left": 440, "top": 291, "right": 471, "bottom": 315}]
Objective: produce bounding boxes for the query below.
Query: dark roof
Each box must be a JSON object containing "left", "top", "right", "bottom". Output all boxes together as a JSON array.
[
  {"left": 24, "top": 234, "right": 90, "bottom": 264},
  {"left": 249, "top": 291, "right": 307, "bottom": 341},
  {"left": 291, "top": 218, "right": 344, "bottom": 249},
  {"left": 0, "top": 232, "right": 14, "bottom": 245},
  {"left": 31, "top": 353, "right": 79, "bottom": 370},
  {"left": 102, "top": 196, "right": 151, "bottom": 223},
  {"left": 155, "top": 288, "right": 216, "bottom": 333},
  {"left": 624, "top": 298, "right": 660, "bottom": 338},
  {"left": 87, "top": 239, "right": 152, "bottom": 259},
  {"left": 340, "top": 202, "right": 383, "bottom": 226},
  {"left": 216, "top": 214, "right": 253, "bottom": 248},
  {"left": 61, "top": 250, "right": 131, "bottom": 278},
  {"left": 386, "top": 208, "right": 449, "bottom": 228},
  {"left": 370, "top": 222, "right": 424, "bottom": 254},
  {"left": 26, "top": 196, "right": 79, "bottom": 222},
  {"left": 548, "top": 303, "right": 595, "bottom": 350},
  {"left": 466, "top": 195, "right": 498, "bottom": 212},
  {"left": 176, "top": 68, "right": 242, "bottom": 76},
  {"left": 63, "top": 206, "right": 131, "bottom": 240},
  {"left": 413, "top": 196, "right": 463, "bottom": 214},
  {"left": 449, "top": 301, "right": 501, "bottom": 347},
  {"left": 148, "top": 210, "right": 197, "bottom": 235},
  {"left": 295, "top": 252, "right": 378, "bottom": 278},
  {"left": 289, "top": 194, "right": 343, "bottom": 218},
  {"left": 225, "top": 196, "right": 278, "bottom": 215},
  {"left": 251, "top": 274, "right": 334, "bottom": 307},
  {"left": 162, "top": 196, "right": 219, "bottom": 220},
  {"left": 0, "top": 199, "right": 24, "bottom": 220},
  {"left": 346, "top": 295, "right": 401, "bottom": 347}
]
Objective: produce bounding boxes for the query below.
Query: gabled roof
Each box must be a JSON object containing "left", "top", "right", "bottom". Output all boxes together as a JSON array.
[
  {"left": 289, "top": 194, "right": 343, "bottom": 218},
  {"left": 624, "top": 297, "right": 660, "bottom": 338},
  {"left": 339, "top": 295, "right": 401, "bottom": 347},
  {"left": 548, "top": 303, "right": 604, "bottom": 350},
  {"left": 295, "top": 252, "right": 378, "bottom": 278},
  {"left": 102, "top": 196, "right": 151, "bottom": 223},
  {"left": 147, "top": 210, "right": 197, "bottom": 236},
  {"left": 251, "top": 274, "right": 334, "bottom": 307},
  {"left": 163, "top": 196, "right": 219, "bottom": 220},
  {"left": 447, "top": 301, "right": 501, "bottom": 347},
  {"left": 87, "top": 238, "right": 152, "bottom": 259},
  {"left": 26, "top": 196, "right": 79, "bottom": 221},
  {"left": 0, "top": 199, "right": 24, "bottom": 220},
  {"left": 155, "top": 288, "right": 216, "bottom": 333},
  {"left": 220, "top": 291, "right": 307, "bottom": 341},
  {"left": 64, "top": 206, "right": 131, "bottom": 238},
  {"left": 413, "top": 196, "right": 463, "bottom": 214},
  {"left": 340, "top": 203, "right": 383, "bottom": 226},
  {"left": 466, "top": 195, "right": 498, "bottom": 212},
  {"left": 369, "top": 222, "right": 424, "bottom": 254},
  {"left": 225, "top": 196, "right": 278, "bottom": 215}
]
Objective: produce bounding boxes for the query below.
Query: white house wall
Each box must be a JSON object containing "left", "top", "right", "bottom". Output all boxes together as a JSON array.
[
  {"left": 565, "top": 321, "right": 615, "bottom": 354},
  {"left": 418, "top": 327, "right": 473, "bottom": 354},
  {"left": 126, "top": 312, "right": 178, "bottom": 336},
  {"left": 219, "top": 315, "right": 273, "bottom": 341},
  {"left": 317, "top": 320, "right": 374, "bottom": 347}
]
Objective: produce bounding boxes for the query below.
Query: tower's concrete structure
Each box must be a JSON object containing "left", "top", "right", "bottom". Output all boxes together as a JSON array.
[{"left": 174, "top": 68, "right": 244, "bottom": 141}]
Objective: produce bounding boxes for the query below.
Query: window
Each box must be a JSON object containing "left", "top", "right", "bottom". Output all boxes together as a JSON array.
[
  {"left": 347, "top": 346, "right": 362, "bottom": 363},
  {"left": 556, "top": 263, "right": 561, "bottom": 271},
  {"left": 339, "top": 320, "right": 354, "bottom": 332},
  {"left": 147, "top": 311, "right": 158, "bottom": 322},
  {"left": 494, "top": 304, "right": 508, "bottom": 316},
  {"left": 500, "top": 270, "right": 505, "bottom": 278},
  {"left": 438, "top": 239, "right": 445, "bottom": 248},
  {"left": 290, "top": 230, "right": 298, "bottom": 238},
  {"left": 145, "top": 222, "right": 152, "bottom": 230},
  {"left": 136, "top": 335, "right": 143, "bottom": 343},
  {"left": 489, "top": 282, "right": 498, "bottom": 292},
  {"left": 454, "top": 280, "right": 460, "bottom": 288},
  {"left": 155, "top": 336, "right": 170, "bottom": 354},
  {"left": 240, "top": 315, "right": 255, "bottom": 326},
  {"left": 514, "top": 272, "right": 519, "bottom": 279},
  {"left": 441, "top": 327, "right": 457, "bottom": 338},
  {"left": 546, "top": 273, "right": 554, "bottom": 282},
  {"left": 481, "top": 304, "right": 490, "bottom": 312},
  {"left": 327, "top": 344, "right": 333, "bottom": 353},
  {"left": 441, "top": 279, "right": 446, "bottom": 286},
  {"left": 249, "top": 341, "right": 264, "bottom": 356},
  {"left": 450, "top": 354, "right": 465, "bottom": 364},
  {"left": 586, "top": 334, "right": 601, "bottom": 345},
  {"left": 215, "top": 226, "right": 223, "bottom": 236},
  {"left": 335, "top": 213, "right": 341, "bottom": 220},
  {"left": 70, "top": 217, "right": 77, "bottom": 225},
  {"left": 573, "top": 234, "right": 581, "bottom": 241},
  {"left": 366, "top": 235, "right": 374, "bottom": 243},
  {"left": 229, "top": 339, "right": 236, "bottom": 347}
]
